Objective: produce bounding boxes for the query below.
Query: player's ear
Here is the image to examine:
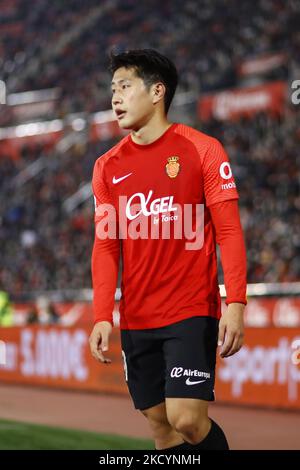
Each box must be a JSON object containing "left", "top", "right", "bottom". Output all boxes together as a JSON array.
[{"left": 152, "top": 82, "right": 165, "bottom": 105}]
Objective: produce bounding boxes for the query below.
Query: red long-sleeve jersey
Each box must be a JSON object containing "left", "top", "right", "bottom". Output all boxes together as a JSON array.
[{"left": 92, "top": 123, "right": 247, "bottom": 329}]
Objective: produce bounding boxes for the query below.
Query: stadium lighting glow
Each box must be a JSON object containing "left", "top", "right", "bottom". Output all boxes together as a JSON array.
[
  {"left": 71, "top": 118, "right": 86, "bottom": 131},
  {"left": 13, "top": 119, "right": 63, "bottom": 138},
  {"left": 93, "top": 109, "right": 115, "bottom": 123},
  {"left": 0, "top": 80, "right": 6, "bottom": 104}
]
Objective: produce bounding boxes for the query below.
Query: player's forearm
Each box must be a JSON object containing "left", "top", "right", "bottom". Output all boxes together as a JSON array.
[
  {"left": 209, "top": 200, "right": 247, "bottom": 305},
  {"left": 219, "top": 236, "right": 247, "bottom": 305},
  {"left": 92, "top": 237, "right": 120, "bottom": 325}
]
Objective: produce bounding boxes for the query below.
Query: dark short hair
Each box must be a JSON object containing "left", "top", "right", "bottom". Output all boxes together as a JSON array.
[{"left": 109, "top": 49, "right": 178, "bottom": 113}]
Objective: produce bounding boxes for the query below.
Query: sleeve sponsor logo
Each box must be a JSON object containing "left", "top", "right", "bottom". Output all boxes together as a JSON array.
[
  {"left": 219, "top": 162, "right": 236, "bottom": 190},
  {"left": 219, "top": 162, "right": 233, "bottom": 180}
]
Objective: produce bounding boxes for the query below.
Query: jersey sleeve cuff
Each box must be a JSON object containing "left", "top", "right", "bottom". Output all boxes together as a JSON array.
[
  {"left": 225, "top": 299, "right": 247, "bottom": 306},
  {"left": 93, "top": 317, "right": 114, "bottom": 327}
]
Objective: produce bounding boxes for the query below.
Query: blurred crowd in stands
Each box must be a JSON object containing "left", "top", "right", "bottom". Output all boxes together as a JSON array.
[
  {"left": 0, "top": 0, "right": 299, "bottom": 300},
  {"left": 0, "top": 0, "right": 296, "bottom": 123},
  {"left": 0, "top": 137, "right": 111, "bottom": 297}
]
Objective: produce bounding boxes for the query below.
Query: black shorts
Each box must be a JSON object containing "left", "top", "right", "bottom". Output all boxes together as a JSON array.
[{"left": 120, "top": 316, "right": 219, "bottom": 410}]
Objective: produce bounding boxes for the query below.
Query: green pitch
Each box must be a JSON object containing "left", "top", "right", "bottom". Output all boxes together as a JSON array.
[{"left": 0, "top": 419, "right": 153, "bottom": 450}]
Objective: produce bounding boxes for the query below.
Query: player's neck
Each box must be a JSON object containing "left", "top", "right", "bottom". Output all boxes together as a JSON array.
[{"left": 130, "top": 115, "right": 173, "bottom": 146}]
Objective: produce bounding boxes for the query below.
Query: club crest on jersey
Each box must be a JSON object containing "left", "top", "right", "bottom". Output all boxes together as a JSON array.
[{"left": 166, "top": 156, "right": 180, "bottom": 178}]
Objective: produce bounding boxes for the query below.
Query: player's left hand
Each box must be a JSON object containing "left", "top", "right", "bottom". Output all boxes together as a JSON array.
[{"left": 218, "top": 302, "right": 245, "bottom": 358}]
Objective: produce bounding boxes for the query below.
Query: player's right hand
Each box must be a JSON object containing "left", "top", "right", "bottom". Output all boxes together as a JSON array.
[{"left": 89, "top": 321, "right": 113, "bottom": 364}]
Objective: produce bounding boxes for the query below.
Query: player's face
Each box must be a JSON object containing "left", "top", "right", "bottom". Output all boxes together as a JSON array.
[{"left": 111, "top": 67, "right": 155, "bottom": 130}]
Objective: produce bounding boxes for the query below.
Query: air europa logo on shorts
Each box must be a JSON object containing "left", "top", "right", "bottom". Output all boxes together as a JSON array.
[{"left": 170, "top": 367, "right": 211, "bottom": 379}]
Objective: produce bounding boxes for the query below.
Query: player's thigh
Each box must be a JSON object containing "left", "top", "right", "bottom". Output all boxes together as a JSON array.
[
  {"left": 141, "top": 401, "right": 171, "bottom": 429},
  {"left": 121, "top": 329, "right": 165, "bottom": 410}
]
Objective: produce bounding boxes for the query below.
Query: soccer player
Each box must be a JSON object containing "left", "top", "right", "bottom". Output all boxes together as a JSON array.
[{"left": 89, "top": 49, "right": 247, "bottom": 451}]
